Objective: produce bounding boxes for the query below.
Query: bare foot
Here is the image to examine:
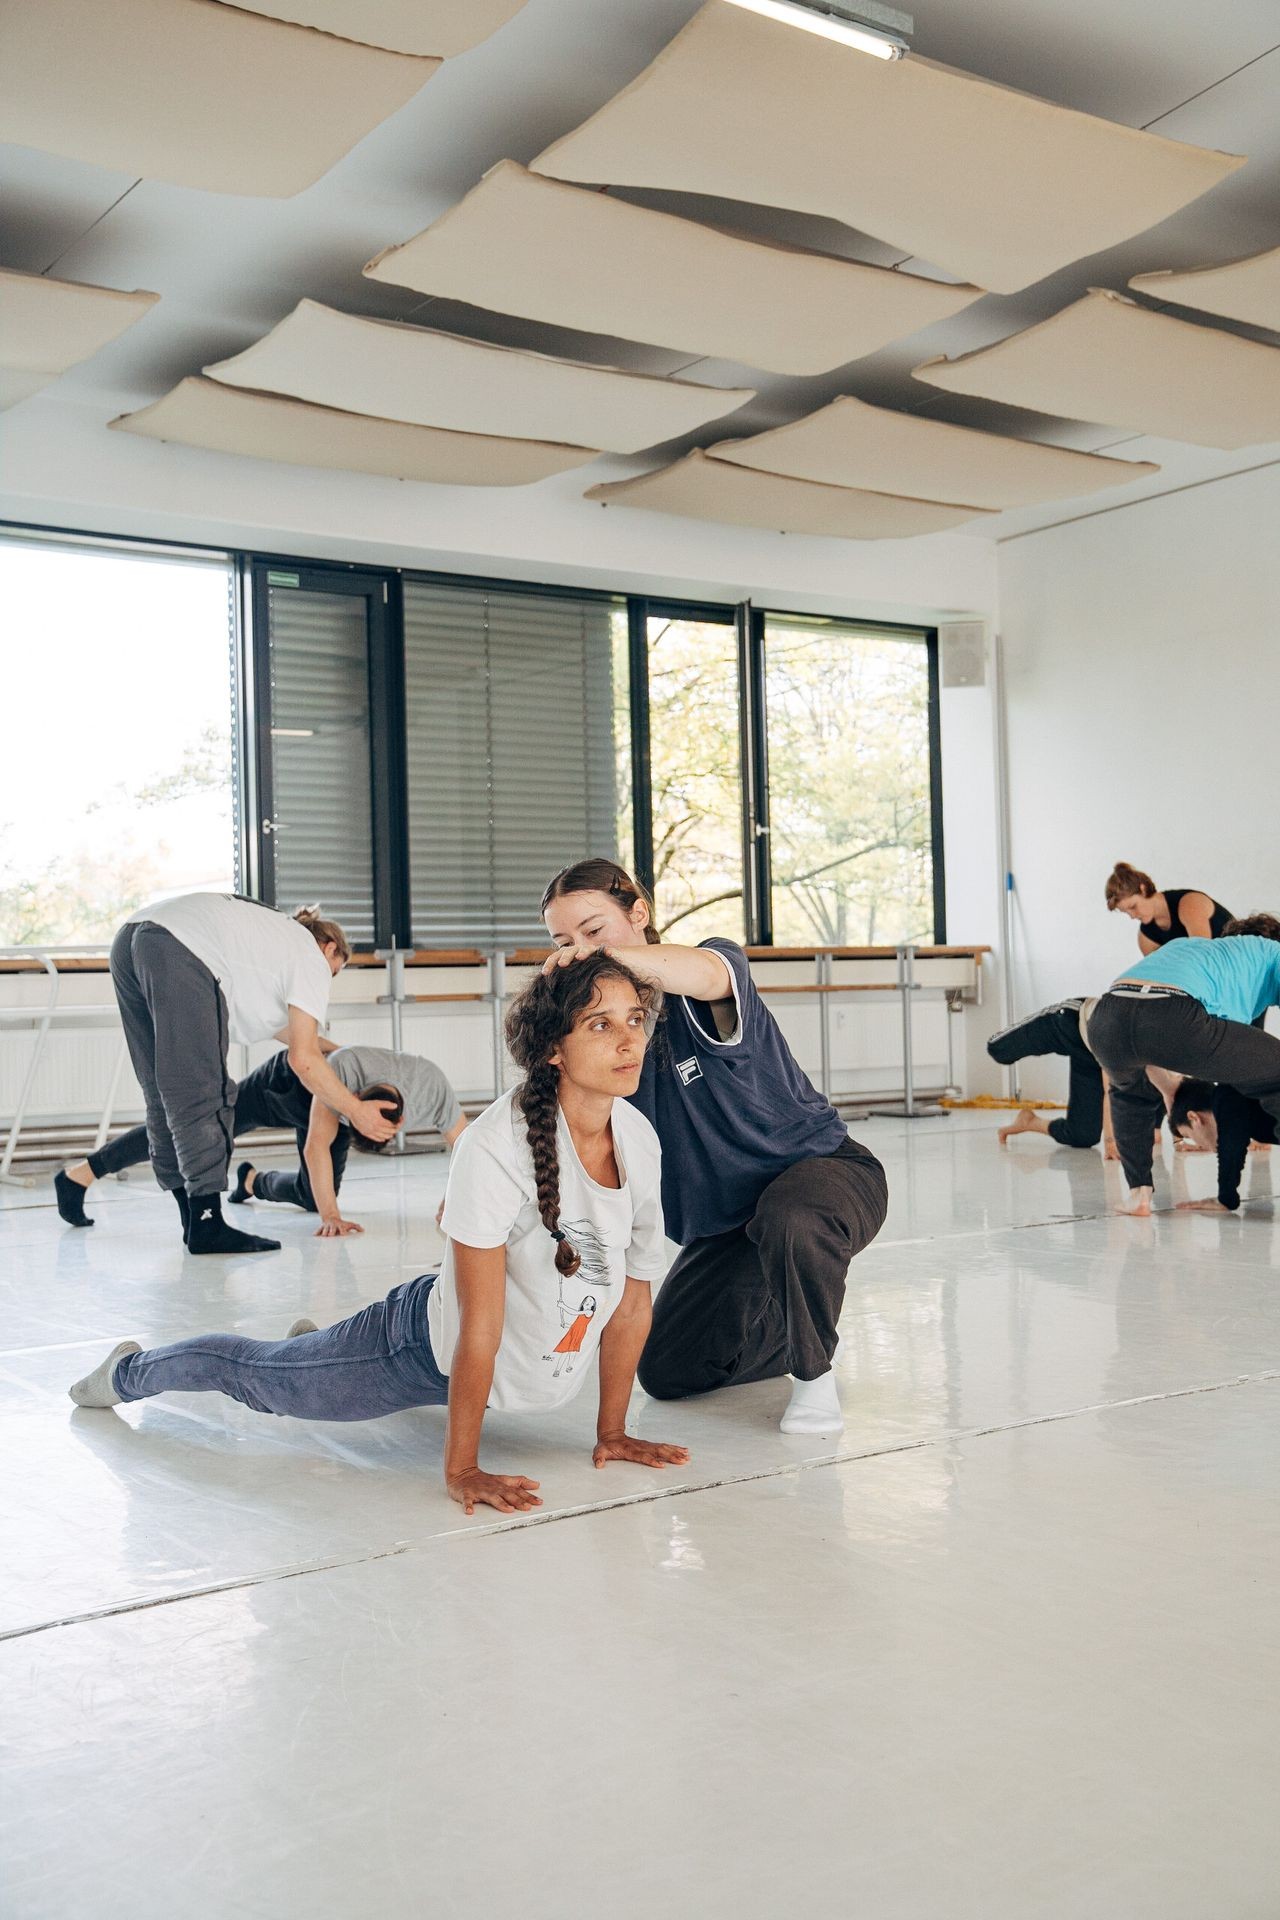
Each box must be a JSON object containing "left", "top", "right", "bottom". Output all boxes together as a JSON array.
[
  {"left": 998, "top": 1108, "right": 1048, "bottom": 1146},
  {"left": 1102, "top": 1139, "right": 1121, "bottom": 1162},
  {"left": 1250, "top": 1141, "right": 1272, "bottom": 1155},
  {"left": 1175, "top": 1198, "right": 1230, "bottom": 1212},
  {"left": 1116, "top": 1186, "right": 1154, "bottom": 1217}
]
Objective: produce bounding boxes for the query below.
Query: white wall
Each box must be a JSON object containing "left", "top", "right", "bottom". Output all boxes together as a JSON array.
[
  {"left": 0, "top": 393, "right": 996, "bottom": 627},
  {"left": 997, "top": 462, "right": 1280, "bottom": 1095}
]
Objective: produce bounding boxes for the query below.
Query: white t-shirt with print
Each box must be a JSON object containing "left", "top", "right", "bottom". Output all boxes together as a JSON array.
[
  {"left": 430, "top": 1088, "right": 667, "bottom": 1413},
  {"left": 129, "top": 893, "right": 333, "bottom": 1045}
]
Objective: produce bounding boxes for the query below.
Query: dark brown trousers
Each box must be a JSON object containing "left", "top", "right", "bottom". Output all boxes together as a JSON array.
[{"left": 638, "top": 1139, "right": 888, "bottom": 1398}]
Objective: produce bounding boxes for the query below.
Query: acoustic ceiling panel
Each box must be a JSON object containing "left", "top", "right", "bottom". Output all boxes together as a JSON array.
[
  {"left": 0, "top": 269, "right": 159, "bottom": 410},
  {"left": 220, "top": 0, "right": 528, "bottom": 57},
  {"left": 364, "top": 160, "right": 983, "bottom": 375},
  {"left": 0, "top": 0, "right": 435, "bottom": 197},
  {"left": 913, "top": 290, "right": 1280, "bottom": 450},
  {"left": 204, "top": 300, "right": 755, "bottom": 454},
  {"left": 1130, "top": 245, "right": 1280, "bottom": 334},
  {"left": 530, "top": 1, "right": 1243, "bottom": 296},
  {"left": 585, "top": 451, "right": 993, "bottom": 540},
  {"left": 111, "top": 377, "right": 598, "bottom": 485},
  {"left": 709, "top": 394, "right": 1159, "bottom": 509}
]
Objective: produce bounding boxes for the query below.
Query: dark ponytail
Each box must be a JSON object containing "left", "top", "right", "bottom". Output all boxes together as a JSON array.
[
  {"left": 541, "top": 857, "right": 661, "bottom": 944},
  {"left": 505, "top": 949, "right": 663, "bottom": 1276}
]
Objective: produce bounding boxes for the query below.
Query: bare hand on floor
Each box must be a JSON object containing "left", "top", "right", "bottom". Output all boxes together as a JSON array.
[
  {"left": 447, "top": 1468, "right": 543, "bottom": 1516},
  {"left": 592, "top": 1434, "right": 690, "bottom": 1470}
]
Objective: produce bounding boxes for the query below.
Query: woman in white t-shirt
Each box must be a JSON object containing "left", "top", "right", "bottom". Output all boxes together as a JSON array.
[
  {"left": 70, "top": 953, "right": 690, "bottom": 1516},
  {"left": 108, "top": 893, "right": 399, "bottom": 1256}
]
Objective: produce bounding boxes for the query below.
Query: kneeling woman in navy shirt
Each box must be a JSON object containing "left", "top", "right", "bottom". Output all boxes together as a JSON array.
[{"left": 543, "top": 858, "right": 888, "bottom": 1434}]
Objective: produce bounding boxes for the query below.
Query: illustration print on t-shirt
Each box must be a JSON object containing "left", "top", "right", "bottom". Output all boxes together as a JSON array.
[
  {"left": 549, "top": 1293, "right": 597, "bottom": 1377},
  {"left": 543, "top": 1218, "right": 611, "bottom": 1376}
]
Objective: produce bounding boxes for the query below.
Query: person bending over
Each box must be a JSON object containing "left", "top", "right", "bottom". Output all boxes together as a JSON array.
[
  {"left": 1105, "top": 862, "right": 1233, "bottom": 956},
  {"left": 987, "top": 999, "right": 1113, "bottom": 1153},
  {"left": 70, "top": 954, "right": 689, "bottom": 1516},
  {"left": 542, "top": 858, "right": 888, "bottom": 1436},
  {"left": 106, "top": 894, "right": 399, "bottom": 1255},
  {"left": 57, "top": 1044, "right": 467, "bottom": 1238},
  {"left": 1168, "top": 1077, "right": 1277, "bottom": 1214},
  {"left": 1085, "top": 917, "right": 1280, "bottom": 1217}
]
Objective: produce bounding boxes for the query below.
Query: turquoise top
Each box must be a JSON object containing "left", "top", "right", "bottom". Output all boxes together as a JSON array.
[{"left": 1114, "top": 936, "right": 1280, "bottom": 1026}]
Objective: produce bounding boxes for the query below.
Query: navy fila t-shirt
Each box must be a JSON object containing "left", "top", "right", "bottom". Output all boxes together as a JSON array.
[{"left": 628, "top": 938, "right": 855, "bottom": 1246}]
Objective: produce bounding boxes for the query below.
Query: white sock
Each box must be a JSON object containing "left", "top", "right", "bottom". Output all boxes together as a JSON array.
[
  {"left": 69, "top": 1340, "right": 141, "bottom": 1409},
  {"left": 780, "top": 1336, "right": 845, "bottom": 1435}
]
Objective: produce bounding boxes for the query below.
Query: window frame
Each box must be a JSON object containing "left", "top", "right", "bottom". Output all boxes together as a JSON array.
[
  {"left": 752, "top": 610, "right": 946, "bottom": 949},
  {"left": 1, "top": 517, "right": 947, "bottom": 952}
]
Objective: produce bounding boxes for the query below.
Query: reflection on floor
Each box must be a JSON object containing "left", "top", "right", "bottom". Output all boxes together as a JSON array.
[{"left": 2, "top": 1113, "right": 1278, "bottom": 1918}]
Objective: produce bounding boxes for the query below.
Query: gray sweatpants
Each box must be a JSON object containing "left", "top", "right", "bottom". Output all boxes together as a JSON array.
[{"left": 109, "top": 921, "right": 237, "bottom": 1196}]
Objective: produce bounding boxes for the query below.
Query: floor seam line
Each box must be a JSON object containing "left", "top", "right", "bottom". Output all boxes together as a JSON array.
[{"left": 6, "top": 1369, "right": 1276, "bottom": 1646}]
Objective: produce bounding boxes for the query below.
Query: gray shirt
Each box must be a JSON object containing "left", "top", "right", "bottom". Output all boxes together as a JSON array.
[{"left": 327, "top": 1046, "right": 463, "bottom": 1137}]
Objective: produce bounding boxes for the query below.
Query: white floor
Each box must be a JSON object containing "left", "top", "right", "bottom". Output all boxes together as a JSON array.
[{"left": 3, "top": 1114, "right": 1279, "bottom": 1919}]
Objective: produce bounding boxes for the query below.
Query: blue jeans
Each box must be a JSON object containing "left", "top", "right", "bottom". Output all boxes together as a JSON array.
[{"left": 114, "top": 1275, "right": 449, "bottom": 1421}]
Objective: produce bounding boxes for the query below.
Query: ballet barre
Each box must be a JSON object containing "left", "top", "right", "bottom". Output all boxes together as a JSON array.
[
  {"left": 0, "top": 948, "right": 131, "bottom": 1186},
  {"left": 0, "top": 941, "right": 987, "bottom": 1174}
]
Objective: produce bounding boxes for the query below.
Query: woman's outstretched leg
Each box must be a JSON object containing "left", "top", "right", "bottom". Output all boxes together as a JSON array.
[{"left": 69, "top": 1279, "right": 447, "bottom": 1422}]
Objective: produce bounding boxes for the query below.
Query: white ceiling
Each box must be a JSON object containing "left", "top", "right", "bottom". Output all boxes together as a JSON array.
[{"left": 1, "top": 0, "right": 1278, "bottom": 544}]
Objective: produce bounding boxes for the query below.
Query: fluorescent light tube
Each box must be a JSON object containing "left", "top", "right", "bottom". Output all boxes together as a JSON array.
[{"left": 723, "top": 0, "right": 906, "bottom": 58}]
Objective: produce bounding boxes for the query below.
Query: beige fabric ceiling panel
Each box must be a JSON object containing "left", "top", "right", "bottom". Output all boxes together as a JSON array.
[
  {"left": 364, "top": 161, "right": 983, "bottom": 375},
  {"left": 1130, "top": 245, "right": 1280, "bottom": 334},
  {"left": 530, "top": 1, "right": 1243, "bottom": 296},
  {"left": 913, "top": 290, "right": 1280, "bottom": 449},
  {"left": 0, "top": 269, "right": 159, "bottom": 410},
  {"left": 111, "top": 378, "right": 598, "bottom": 485},
  {"left": 0, "top": 0, "right": 435, "bottom": 197},
  {"left": 585, "top": 452, "right": 993, "bottom": 540},
  {"left": 221, "top": 0, "right": 527, "bottom": 57},
  {"left": 204, "top": 300, "right": 755, "bottom": 454},
  {"left": 709, "top": 394, "right": 1159, "bottom": 509}
]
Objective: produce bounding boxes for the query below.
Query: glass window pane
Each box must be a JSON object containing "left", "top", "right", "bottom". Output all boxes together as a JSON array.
[
  {"left": 403, "top": 583, "right": 629, "bottom": 946},
  {"left": 265, "top": 584, "right": 375, "bottom": 945},
  {"left": 647, "top": 615, "right": 744, "bottom": 943},
  {"left": 0, "top": 538, "right": 234, "bottom": 946},
  {"left": 764, "top": 616, "right": 935, "bottom": 946}
]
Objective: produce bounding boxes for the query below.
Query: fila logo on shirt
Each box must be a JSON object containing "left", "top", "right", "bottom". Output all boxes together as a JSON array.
[{"left": 676, "top": 1056, "right": 703, "bottom": 1087}]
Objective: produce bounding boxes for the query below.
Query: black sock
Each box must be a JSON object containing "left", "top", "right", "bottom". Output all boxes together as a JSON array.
[
  {"left": 55, "top": 1170, "right": 93, "bottom": 1228},
  {"left": 229, "top": 1161, "right": 254, "bottom": 1205},
  {"left": 186, "top": 1192, "right": 280, "bottom": 1256},
  {"left": 173, "top": 1188, "right": 191, "bottom": 1240}
]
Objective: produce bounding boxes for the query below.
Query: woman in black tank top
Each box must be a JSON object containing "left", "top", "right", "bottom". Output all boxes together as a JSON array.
[{"left": 1104, "top": 863, "right": 1232, "bottom": 955}]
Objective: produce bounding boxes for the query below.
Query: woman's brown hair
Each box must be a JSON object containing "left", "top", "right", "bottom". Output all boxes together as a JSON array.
[
  {"left": 1104, "top": 863, "right": 1156, "bottom": 911},
  {"left": 540, "top": 858, "right": 661, "bottom": 945},
  {"left": 293, "top": 905, "right": 352, "bottom": 965},
  {"left": 504, "top": 950, "right": 662, "bottom": 1276}
]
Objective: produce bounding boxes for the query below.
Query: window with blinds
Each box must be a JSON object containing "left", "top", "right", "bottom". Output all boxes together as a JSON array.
[
  {"left": 403, "top": 582, "right": 627, "bottom": 946},
  {"left": 265, "top": 583, "right": 376, "bottom": 945}
]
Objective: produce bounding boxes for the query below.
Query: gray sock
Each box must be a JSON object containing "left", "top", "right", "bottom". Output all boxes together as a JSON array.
[{"left": 69, "top": 1340, "right": 142, "bottom": 1409}]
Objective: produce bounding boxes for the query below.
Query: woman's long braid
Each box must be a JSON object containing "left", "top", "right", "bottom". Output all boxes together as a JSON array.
[{"left": 516, "top": 1060, "right": 581, "bottom": 1278}]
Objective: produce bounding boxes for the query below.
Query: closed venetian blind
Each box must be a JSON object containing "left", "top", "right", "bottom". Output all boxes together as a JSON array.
[
  {"left": 403, "top": 582, "right": 622, "bottom": 945},
  {"left": 266, "top": 585, "right": 375, "bottom": 944}
]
